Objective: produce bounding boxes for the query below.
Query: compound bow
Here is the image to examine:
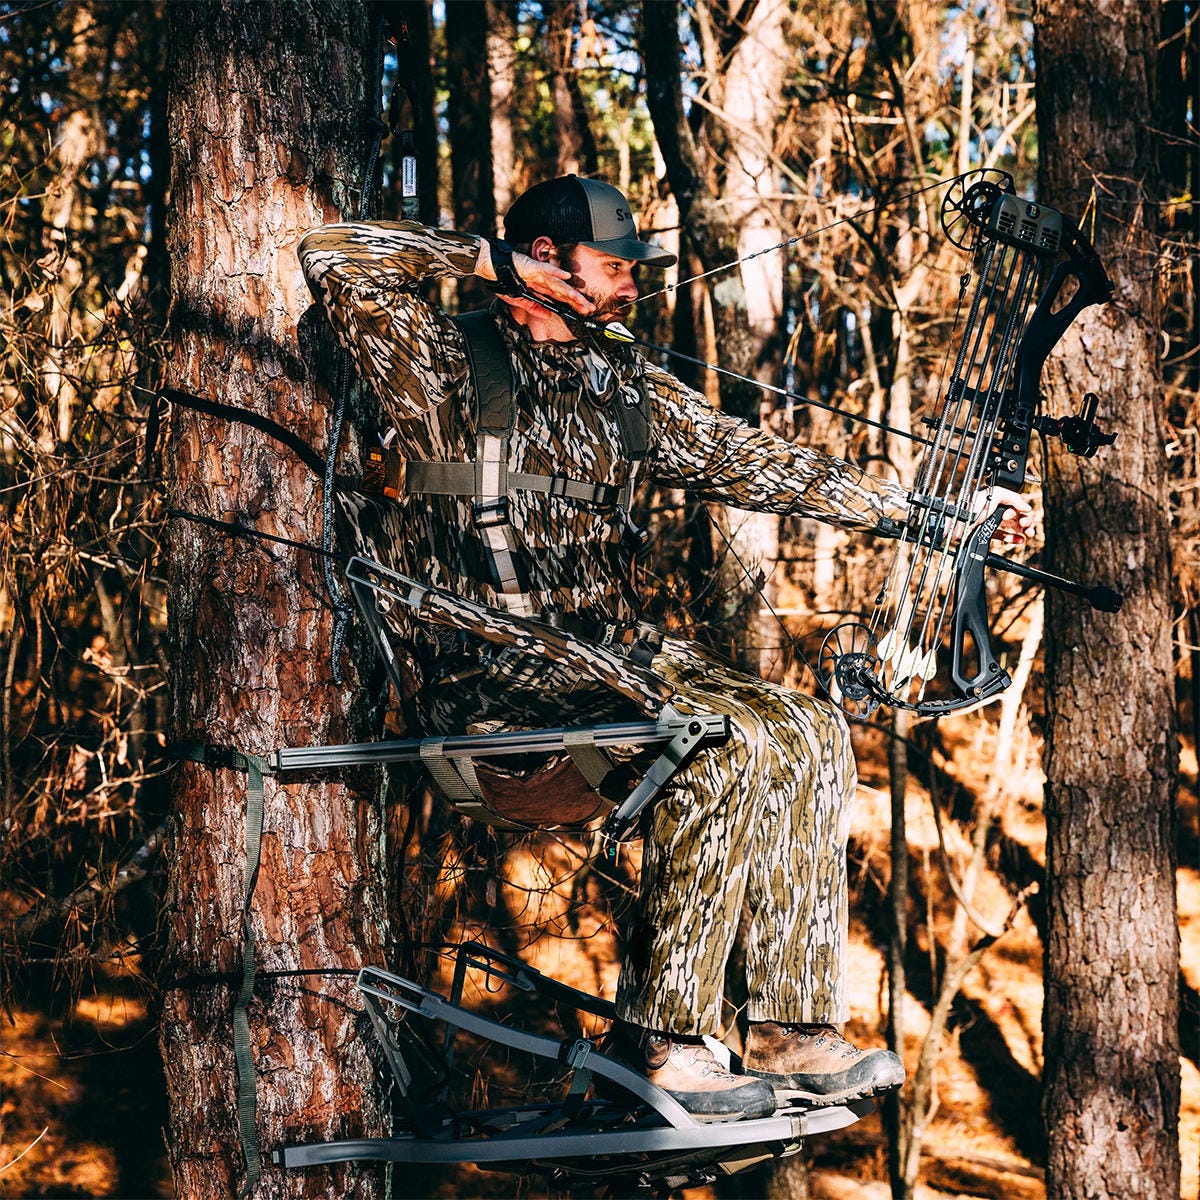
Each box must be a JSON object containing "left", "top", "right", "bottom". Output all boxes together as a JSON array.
[{"left": 817, "top": 170, "right": 1122, "bottom": 718}]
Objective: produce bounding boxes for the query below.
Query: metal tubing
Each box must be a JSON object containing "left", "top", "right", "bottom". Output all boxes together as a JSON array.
[
  {"left": 273, "top": 1102, "right": 873, "bottom": 1169},
  {"left": 275, "top": 718, "right": 680, "bottom": 772}
]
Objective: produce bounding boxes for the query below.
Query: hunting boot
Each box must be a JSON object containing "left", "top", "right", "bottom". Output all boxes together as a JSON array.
[
  {"left": 743, "top": 1022, "right": 905, "bottom": 1107},
  {"left": 601, "top": 1023, "right": 777, "bottom": 1122}
]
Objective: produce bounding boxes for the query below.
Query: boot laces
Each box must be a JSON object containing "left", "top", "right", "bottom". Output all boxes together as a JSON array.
[
  {"left": 778, "top": 1023, "right": 863, "bottom": 1061},
  {"left": 650, "top": 1035, "right": 732, "bottom": 1080}
]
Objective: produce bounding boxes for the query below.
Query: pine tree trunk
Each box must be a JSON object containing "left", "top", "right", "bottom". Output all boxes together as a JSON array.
[
  {"left": 544, "top": 1, "right": 598, "bottom": 178},
  {"left": 1034, "top": 4, "right": 1181, "bottom": 1198},
  {"left": 486, "top": 0, "right": 519, "bottom": 216},
  {"left": 162, "top": 5, "right": 389, "bottom": 1197},
  {"left": 445, "top": 0, "right": 495, "bottom": 236}
]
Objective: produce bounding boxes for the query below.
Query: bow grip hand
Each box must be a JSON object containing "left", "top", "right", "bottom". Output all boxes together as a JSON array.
[{"left": 973, "top": 486, "right": 1035, "bottom": 546}]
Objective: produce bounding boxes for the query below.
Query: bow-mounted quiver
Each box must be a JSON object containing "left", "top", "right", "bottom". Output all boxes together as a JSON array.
[{"left": 819, "top": 170, "right": 1121, "bottom": 719}]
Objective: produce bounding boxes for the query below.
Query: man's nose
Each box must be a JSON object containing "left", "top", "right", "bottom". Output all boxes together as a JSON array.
[{"left": 616, "top": 272, "right": 639, "bottom": 301}]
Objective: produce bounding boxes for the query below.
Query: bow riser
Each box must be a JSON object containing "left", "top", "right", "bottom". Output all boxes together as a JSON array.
[{"left": 998, "top": 223, "right": 1115, "bottom": 488}]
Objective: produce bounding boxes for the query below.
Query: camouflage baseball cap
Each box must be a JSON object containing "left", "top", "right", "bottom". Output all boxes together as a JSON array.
[{"left": 504, "top": 175, "right": 676, "bottom": 267}]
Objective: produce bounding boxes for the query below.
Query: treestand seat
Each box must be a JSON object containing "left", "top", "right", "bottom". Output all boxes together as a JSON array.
[{"left": 273, "top": 555, "right": 729, "bottom": 840}]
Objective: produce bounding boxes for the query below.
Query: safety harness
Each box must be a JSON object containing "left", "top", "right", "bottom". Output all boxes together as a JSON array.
[{"left": 368, "top": 308, "right": 654, "bottom": 620}]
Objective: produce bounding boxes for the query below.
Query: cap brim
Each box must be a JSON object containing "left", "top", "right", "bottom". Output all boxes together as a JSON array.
[{"left": 579, "top": 237, "right": 677, "bottom": 268}]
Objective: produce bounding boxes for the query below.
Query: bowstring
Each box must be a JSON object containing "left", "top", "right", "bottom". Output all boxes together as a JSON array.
[
  {"left": 704, "top": 510, "right": 825, "bottom": 691},
  {"left": 629, "top": 173, "right": 963, "bottom": 310}
]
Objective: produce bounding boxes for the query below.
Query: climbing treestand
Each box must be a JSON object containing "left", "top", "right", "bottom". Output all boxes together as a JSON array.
[{"left": 257, "top": 556, "right": 876, "bottom": 1194}]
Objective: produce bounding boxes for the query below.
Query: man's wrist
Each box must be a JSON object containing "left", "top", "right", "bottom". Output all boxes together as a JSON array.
[{"left": 482, "top": 236, "right": 526, "bottom": 297}]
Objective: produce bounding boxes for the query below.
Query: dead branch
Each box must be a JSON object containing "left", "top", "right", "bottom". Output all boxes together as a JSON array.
[{"left": 9, "top": 820, "right": 166, "bottom": 945}]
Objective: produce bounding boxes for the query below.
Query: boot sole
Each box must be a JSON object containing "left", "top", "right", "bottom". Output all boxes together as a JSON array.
[
  {"left": 678, "top": 1104, "right": 778, "bottom": 1124},
  {"left": 755, "top": 1067, "right": 905, "bottom": 1109}
]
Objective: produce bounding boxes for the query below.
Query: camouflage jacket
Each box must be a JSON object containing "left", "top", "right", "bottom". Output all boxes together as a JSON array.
[{"left": 298, "top": 220, "right": 909, "bottom": 631}]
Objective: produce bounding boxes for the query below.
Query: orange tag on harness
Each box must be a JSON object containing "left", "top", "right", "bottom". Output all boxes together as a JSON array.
[{"left": 362, "top": 446, "right": 405, "bottom": 499}]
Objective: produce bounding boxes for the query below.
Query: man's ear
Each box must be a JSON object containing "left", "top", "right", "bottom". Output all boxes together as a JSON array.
[{"left": 530, "top": 235, "right": 557, "bottom": 264}]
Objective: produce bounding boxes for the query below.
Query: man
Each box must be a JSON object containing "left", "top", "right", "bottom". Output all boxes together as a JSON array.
[{"left": 298, "top": 175, "right": 1032, "bottom": 1122}]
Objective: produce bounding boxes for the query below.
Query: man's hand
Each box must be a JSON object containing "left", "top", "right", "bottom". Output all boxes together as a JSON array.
[
  {"left": 475, "top": 239, "right": 594, "bottom": 317},
  {"left": 974, "top": 486, "right": 1035, "bottom": 546}
]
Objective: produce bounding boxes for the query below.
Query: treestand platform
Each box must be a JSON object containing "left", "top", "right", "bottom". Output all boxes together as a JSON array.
[{"left": 273, "top": 942, "right": 873, "bottom": 1193}]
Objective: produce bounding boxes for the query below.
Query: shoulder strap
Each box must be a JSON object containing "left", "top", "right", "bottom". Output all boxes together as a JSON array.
[
  {"left": 612, "top": 376, "right": 651, "bottom": 463},
  {"left": 450, "top": 309, "right": 533, "bottom": 614},
  {"left": 453, "top": 309, "right": 514, "bottom": 436}
]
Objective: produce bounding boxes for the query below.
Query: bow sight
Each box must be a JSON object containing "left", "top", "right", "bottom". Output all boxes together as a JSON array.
[{"left": 818, "top": 171, "right": 1122, "bottom": 719}]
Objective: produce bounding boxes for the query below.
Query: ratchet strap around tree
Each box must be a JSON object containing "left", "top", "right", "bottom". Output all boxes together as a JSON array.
[{"left": 172, "top": 741, "right": 274, "bottom": 1198}]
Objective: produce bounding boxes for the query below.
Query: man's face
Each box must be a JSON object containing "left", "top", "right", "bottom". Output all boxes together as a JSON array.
[{"left": 558, "top": 243, "right": 640, "bottom": 322}]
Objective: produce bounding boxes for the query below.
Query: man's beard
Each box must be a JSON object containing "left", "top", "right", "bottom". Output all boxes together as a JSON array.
[{"left": 572, "top": 278, "right": 633, "bottom": 323}]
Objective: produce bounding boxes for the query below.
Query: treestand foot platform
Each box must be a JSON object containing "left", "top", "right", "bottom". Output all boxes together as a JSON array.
[{"left": 273, "top": 943, "right": 874, "bottom": 1192}]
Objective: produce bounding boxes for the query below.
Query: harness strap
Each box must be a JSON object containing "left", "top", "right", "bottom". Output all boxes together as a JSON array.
[
  {"left": 171, "top": 741, "right": 274, "bottom": 1199},
  {"left": 453, "top": 311, "right": 535, "bottom": 616},
  {"left": 562, "top": 729, "right": 613, "bottom": 790},
  {"left": 405, "top": 460, "right": 621, "bottom": 507}
]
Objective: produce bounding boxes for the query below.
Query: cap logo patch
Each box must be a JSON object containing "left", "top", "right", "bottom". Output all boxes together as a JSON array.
[{"left": 615, "top": 208, "right": 631, "bottom": 222}]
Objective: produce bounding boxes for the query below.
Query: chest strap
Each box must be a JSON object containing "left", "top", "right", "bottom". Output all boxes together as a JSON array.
[{"left": 405, "top": 460, "right": 620, "bottom": 507}]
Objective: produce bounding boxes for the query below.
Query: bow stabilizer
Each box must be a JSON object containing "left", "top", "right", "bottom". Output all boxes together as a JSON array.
[{"left": 820, "top": 172, "right": 1121, "bottom": 719}]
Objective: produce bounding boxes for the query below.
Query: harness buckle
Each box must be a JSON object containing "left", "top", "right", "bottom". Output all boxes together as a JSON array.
[
  {"left": 472, "top": 496, "right": 510, "bottom": 528},
  {"left": 200, "top": 744, "right": 240, "bottom": 771},
  {"left": 362, "top": 445, "right": 404, "bottom": 499}
]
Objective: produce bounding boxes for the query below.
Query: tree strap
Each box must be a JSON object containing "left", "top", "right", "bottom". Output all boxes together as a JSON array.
[{"left": 172, "top": 741, "right": 274, "bottom": 1198}]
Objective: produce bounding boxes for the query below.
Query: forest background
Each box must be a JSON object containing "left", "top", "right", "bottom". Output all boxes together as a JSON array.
[{"left": 0, "top": 1, "right": 1196, "bottom": 1198}]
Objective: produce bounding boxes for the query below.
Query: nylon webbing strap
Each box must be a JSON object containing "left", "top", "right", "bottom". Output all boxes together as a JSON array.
[
  {"left": 234, "top": 752, "right": 268, "bottom": 1198},
  {"left": 417, "top": 740, "right": 502, "bottom": 824},
  {"left": 172, "top": 742, "right": 272, "bottom": 1198},
  {"left": 405, "top": 460, "right": 619, "bottom": 507},
  {"left": 419, "top": 737, "right": 482, "bottom": 802},
  {"left": 562, "top": 729, "right": 612, "bottom": 789},
  {"left": 451, "top": 311, "right": 536, "bottom": 615}
]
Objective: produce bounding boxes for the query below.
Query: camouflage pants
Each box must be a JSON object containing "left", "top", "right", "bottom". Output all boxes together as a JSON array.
[{"left": 614, "top": 639, "right": 856, "bottom": 1036}]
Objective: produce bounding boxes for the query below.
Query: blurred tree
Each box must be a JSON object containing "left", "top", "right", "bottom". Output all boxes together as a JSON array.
[
  {"left": 487, "top": 0, "right": 520, "bottom": 215},
  {"left": 446, "top": 0, "right": 496, "bottom": 236},
  {"left": 544, "top": 0, "right": 600, "bottom": 176},
  {"left": 1035, "top": 2, "right": 1181, "bottom": 1198},
  {"left": 162, "top": 2, "right": 389, "bottom": 1196},
  {"left": 1, "top": 0, "right": 170, "bottom": 992}
]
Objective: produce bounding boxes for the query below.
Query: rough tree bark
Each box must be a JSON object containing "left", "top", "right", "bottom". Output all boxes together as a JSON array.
[
  {"left": 1034, "top": 3, "right": 1181, "bottom": 1198},
  {"left": 162, "top": 5, "right": 389, "bottom": 1197}
]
